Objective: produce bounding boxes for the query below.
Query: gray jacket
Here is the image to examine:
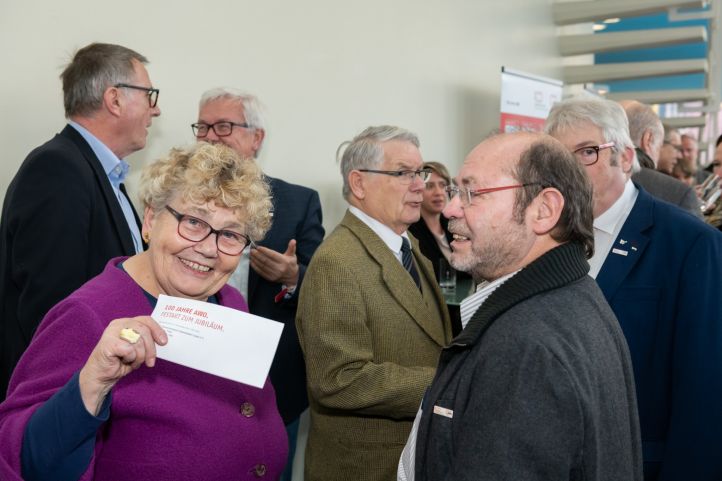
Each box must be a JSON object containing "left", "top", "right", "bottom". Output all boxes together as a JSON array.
[{"left": 414, "top": 242, "right": 643, "bottom": 481}]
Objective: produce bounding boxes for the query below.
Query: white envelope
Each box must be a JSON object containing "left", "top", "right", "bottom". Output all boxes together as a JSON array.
[{"left": 152, "top": 294, "right": 284, "bottom": 388}]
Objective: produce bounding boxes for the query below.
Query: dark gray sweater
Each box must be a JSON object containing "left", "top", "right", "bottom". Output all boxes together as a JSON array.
[{"left": 415, "top": 242, "right": 643, "bottom": 481}]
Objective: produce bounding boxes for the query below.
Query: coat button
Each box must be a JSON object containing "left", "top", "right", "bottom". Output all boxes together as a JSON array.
[
  {"left": 240, "top": 402, "right": 255, "bottom": 417},
  {"left": 252, "top": 464, "right": 266, "bottom": 477}
]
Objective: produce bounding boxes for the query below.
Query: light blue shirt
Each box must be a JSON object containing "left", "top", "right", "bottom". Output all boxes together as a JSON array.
[{"left": 68, "top": 121, "right": 143, "bottom": 253}]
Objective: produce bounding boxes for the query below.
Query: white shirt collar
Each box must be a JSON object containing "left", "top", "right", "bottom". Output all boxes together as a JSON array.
[
  {"left": 348, "top": 205, "right": 409, "bottom": 256},
  {"left": 594, "top": 179, "right": 637, "bottom": 235},
  {"left": 459, "top": 269, "right": 520, "bottom": 329}
]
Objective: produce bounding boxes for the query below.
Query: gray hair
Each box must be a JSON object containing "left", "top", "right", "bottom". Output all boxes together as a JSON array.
[
  {"left": 622, "top": 100, "right": 664, "bottom": 152},
  {"left": 664, "top": 127, "right": 680, "bottom": 143},
  {"left": 513, "top": 137, "right": 595, "bottom": 258},
  {"left": 545, "top": 96, "right": 636, "bottom": 169},
  {"left": 337, "top": 125, "right": 420, "bottom": 199},
  {"left": 199, "top": 87, "right": 265, "bottom": 130},
  {"left": 61, "top": 43, "right": 148, "bottom": 118}
]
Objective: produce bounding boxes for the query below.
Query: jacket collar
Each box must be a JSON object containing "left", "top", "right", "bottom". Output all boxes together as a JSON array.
[{"left": 450, "top": 242, "right": 589, "bottom": 349}]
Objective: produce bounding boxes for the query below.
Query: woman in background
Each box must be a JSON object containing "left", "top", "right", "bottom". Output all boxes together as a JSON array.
[{"left": 409, "top": 161, "right": 470, "bottom": 282}]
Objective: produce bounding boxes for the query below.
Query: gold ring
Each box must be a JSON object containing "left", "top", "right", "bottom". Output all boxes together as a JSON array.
[{"left": 119, "top": 328, "right": 141, "bottom": 344}]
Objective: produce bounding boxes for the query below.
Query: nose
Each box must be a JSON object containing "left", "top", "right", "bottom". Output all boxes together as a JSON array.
[
  {"left": 443, "top": 193, "right": 463, "bottom": 219},
  {"left": 151, "top": 104, "right": 161, "bottom": 117},
  {"left": 195, "top": 232, "right": 219, "bottom": 257},
  {"left": 410, "top": 174, "right": 426, "bottom": 191},
  {"left": 203, "top": 128, "right": 220, "bottom": 142}
]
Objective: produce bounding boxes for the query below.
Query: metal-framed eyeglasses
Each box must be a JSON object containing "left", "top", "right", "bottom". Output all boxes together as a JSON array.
[
  {"left": 165, "top": 206, "right": 251, "bottom": 256},
  {"left": 358, "top": 168, "right": 432, "bottom": 184},
  {"left": 573, "top": 142, "right": 615, "bottom": 166},
  {"left": 114, "top": 83, "right": 159, "bottom": 108},
  {"left": 191, "top": 122, "right": 251, "bottom": 138},
  {"left": 445, "top": 183, "right": 542, "bottom": 207}
]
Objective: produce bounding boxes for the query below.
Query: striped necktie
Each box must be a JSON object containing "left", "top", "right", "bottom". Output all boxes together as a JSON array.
[{"left": 401, "top": 237, "right": 421, "bottom": 291}]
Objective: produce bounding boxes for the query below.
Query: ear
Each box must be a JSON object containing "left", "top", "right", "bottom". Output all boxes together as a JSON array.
[
  {"left": 529, "top": 188, "right": 564, "bottom": 236},
  {"left": 620, "top": 145, "right": 635, "bottom": 174},
  {"left": 640, "top": 129, "right": 654, "bottom": 154},
  {"left": 252, "top": 128, "right": 266, "bottom": 157},
  {"left": 141, "top": 206, "right": 156, "bottom": 240},
  {"left": 348, "top": 170, "right": 367, "bottom": 200},
  {"left": 103, "top": 86, "right": 123, "bottom": 117}
]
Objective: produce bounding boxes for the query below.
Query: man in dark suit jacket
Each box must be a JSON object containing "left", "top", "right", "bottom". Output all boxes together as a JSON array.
[
  {"left": 0, "top": 43, "right": 160, "bottom": 401},
  {"left": 193, "top": 88, "right": 324, "bottom": 476},
  {"left": 547, "top": 97, "right": 722, "bottom": 481},
  {"left": 619, "top": 100, "right": 701, "bottom": 217}
]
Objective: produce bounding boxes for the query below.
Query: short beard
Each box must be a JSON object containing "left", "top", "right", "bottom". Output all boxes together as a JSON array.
[{"left": 449, "top": 216, "right": 529, "bottom": 283}]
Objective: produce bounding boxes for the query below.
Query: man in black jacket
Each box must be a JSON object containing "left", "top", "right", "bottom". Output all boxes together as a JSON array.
[
  {"left": 0, "top": 42, "right": 160, "bottom": 400},
  {"left": 402, "top": 132, "right": 642, "bottom": 481}
]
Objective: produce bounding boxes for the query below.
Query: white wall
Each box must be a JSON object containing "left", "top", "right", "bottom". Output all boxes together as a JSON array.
[{"left": 0, "top": 0, "right": 562, "bottom": 233}]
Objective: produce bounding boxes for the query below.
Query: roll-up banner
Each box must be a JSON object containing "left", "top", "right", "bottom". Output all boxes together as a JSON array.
[{"left": 500, "top": 67, "right": 563, "bottom": 133}]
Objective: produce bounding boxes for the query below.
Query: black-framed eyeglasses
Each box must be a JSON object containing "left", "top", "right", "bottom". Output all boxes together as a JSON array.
[
  {"left": 572, "top": 142, "right": 615, "bottom": 166},
  {"left": 115, "top": 83, "right": 159, "bottom": 108},
  {"left": 445, "top": 183, "right": 542, "bottom": 207},
  {"left": 165, "top": 206, "right": 250, "bottom": 256},
  {"left": 358, "top": 168, "right": 432, "bottom": 184},
  {"left": 191, "top": 122, "right": 251, "bottom": 138}
]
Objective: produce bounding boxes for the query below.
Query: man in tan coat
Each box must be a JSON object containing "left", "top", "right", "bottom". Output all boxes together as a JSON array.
[{"left": 296, "top": 125, "right": 452, "bottom": 481}]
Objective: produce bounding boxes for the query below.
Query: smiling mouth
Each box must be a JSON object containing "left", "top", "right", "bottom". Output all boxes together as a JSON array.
[{"left": 179, "top": 258, "right": 212, "bottom": 272}]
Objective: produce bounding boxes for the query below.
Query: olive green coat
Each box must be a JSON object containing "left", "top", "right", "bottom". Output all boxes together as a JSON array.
[{"left": 296, "top": 211, "right": 452, "bottom": 481}]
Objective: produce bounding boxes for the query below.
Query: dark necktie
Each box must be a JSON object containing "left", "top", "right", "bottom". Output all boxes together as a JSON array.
[{"left": 401, "top": 237, "right": 422, "bottom": 291}]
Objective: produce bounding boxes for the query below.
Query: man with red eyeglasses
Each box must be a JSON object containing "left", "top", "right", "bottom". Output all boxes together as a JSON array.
[
  {"left": 405, "top": 132, "right": 641, "bottom": 480},
  {"left": 546, "top": 96, "right": 722, "bottom": 481}
]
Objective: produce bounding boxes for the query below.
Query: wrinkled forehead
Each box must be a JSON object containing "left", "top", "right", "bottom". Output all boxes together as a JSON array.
[
  {"left": 380, "top": 140, "right": 423, "bottom": 169},
  {"left": 457, "top": 135, "right": 533, "bottom": 185}
]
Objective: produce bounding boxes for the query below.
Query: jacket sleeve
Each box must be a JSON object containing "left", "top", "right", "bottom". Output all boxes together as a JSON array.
[
  {"left": 296, "top": 252, "right": 435, "bottom": 419},
  {"left": 7, "top": 148, "right": 96, "bottom": 342},
  {"left": 659, "top": 229, "right": 722, "bottom": 479},
  {"left": 438, "top": 343, "right": 582, "bottom": 480}
]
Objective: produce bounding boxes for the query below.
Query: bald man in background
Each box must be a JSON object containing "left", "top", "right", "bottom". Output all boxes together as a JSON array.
[{"left": 619, "top": 100, "right": 701, "bottom": 218}]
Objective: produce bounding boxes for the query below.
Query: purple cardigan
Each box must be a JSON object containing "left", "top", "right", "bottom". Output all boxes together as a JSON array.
[{"left": 0, "top": 258, "right": 287, "bottom": 480}]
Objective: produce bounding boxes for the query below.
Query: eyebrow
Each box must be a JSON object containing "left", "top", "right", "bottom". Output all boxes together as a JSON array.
[
  {"left": 572, "top": 140, "right": 603, "bottom": 149},
  {"left": 183, "top": 207, "right": 243, "bottom": 230}
]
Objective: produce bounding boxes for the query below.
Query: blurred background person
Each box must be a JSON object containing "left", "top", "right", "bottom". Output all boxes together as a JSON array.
[
  {"left": 409, "top": 161, "right": 471, "bottom": 283},
  {"left": 0, "top": 143, "right": 287, "bottom": 481},
  {"left": 657, "top": 128, "right": 682, "bottom": 176},
  {"left": 679, "top": 134, "right": 699, "bottom": 185},
  {"left": 619, "top": 100, "right": 701, "bottom": 217}
]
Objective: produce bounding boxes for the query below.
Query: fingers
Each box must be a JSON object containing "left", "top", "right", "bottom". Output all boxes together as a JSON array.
[
  {"left": 284, "top": 239, "right": 297, "bottom": 257},
  {"left": 119, "top": 316, "right": 168, "bottom": 368}
]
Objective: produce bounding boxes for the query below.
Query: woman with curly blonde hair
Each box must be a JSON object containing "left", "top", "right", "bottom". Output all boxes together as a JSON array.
[{"left": 0, "top": 143, "right": 287, "bottom": 481}]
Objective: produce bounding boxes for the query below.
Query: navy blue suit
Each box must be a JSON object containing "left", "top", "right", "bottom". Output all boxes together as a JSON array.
[
  {"left": 596, "top": 186, "right": 722, "bottom": 480},
  {"left": 0, "top": 125, "right": 141, "bottom": 401},
  {"left": 250, "top": 176, "right": 324, "bottom": 424}
]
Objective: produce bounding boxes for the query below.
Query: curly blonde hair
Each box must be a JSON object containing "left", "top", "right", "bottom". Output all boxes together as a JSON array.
[{"left": 139, "top": 142, "right": 272, "bottom": 241}]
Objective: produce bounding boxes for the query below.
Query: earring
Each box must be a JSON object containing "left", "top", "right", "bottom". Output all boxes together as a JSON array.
[{"left": 143, "top": 232, "right": 150, "bottom": 243}]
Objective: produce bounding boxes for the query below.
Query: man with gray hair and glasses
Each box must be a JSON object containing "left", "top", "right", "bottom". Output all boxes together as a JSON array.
[
  {"left": 296, "top": 125, "right": 451, "bottom": 481},
  {"left": 0, "top": 42, "right": 160, "bottom": 401},
  {"left": 546, "top": 96, "right": 722, "bottom": 480},
  {"left": 192, "top": 88, "right": 324, "bottom": 478}
]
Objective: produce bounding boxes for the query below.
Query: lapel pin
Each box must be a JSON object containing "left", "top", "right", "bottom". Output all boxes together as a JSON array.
[
  {"left": 611, "top": 248, "right": 628, "bottom": 256},
  {"left": 631, "top": 246, "right": 637, "bottom": 251},
  {"left": 619, "top": 239, "right": 627, "bottom": 245}
]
